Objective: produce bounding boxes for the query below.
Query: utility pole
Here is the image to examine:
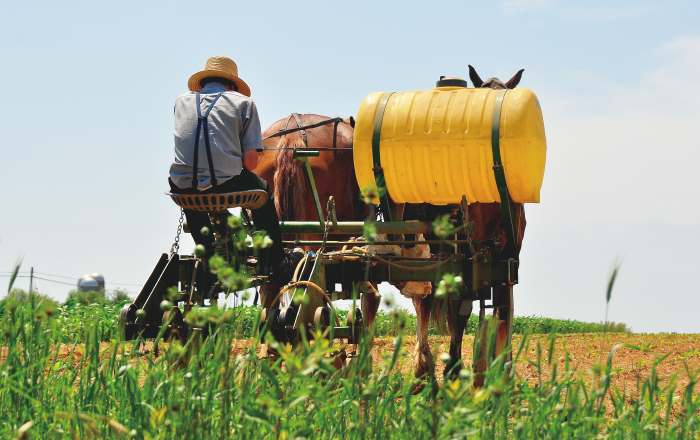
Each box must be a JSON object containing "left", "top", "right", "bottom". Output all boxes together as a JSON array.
[{"left": 29, "top": 267, "right": 34, "bottom": 293}]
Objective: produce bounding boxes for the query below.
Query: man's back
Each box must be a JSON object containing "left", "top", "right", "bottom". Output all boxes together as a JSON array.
[{"left": 170, "top": 82, "right": 263, "bottom": 191}]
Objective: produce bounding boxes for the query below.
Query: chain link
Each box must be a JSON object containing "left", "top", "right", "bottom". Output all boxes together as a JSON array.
[
  {"left": 170, "top": 207, "right": 185, "bottom": 256},
  {"left": 319, "top": 197, "right": 335, "bottom": 253},
  {"left": 459, "top": 196, "right": 477, "bottom": 257}
]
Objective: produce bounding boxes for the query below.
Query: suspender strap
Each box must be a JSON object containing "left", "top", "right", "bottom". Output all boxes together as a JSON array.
[
  {"left": 202, "top": 117, "right": 218, "bottom": 187},
  {"left": 191, "top": 91, "right": 224, "bottom": 189},
  {"left": 191, "top": 106, "right": 202, "bottom": 189}
]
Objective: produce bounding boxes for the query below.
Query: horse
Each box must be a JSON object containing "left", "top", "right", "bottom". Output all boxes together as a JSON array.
[
  {"left": 258, "top": 66, "right": 527, "bottom": 380},
  {"left": 397, "top": 66, "right": 529, "bottom": 381},
  {"left": 256, "top": 114, "right": 381, "bottom": 325}
]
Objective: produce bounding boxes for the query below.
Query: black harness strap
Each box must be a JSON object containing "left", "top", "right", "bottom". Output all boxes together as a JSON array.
[
  {"left": 262, "top": 115, "right": 346, "bottom": 149},
  {"left": 191, "top": 91, "right": 224, "bottom": 189},
  {"left": 332, "top": 119, "right": 339, "bottom": 149}
]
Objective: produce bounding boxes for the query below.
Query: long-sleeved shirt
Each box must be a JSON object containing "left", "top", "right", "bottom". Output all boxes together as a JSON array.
[{"left": 169, "top": 82, "right": 263, "bottom": 190}]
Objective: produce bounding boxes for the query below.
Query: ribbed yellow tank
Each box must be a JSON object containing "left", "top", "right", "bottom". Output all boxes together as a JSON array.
[{"left": 353, "top": 87, "right": 546, "bottom": 205}]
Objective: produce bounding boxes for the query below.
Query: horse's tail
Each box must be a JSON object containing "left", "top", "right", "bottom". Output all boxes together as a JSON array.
[
  {"left": 431, "top": 294, "right": 450, "bottom": 336},
  {"left": 273, "top": 136, "right": 306, "bottom": 221},
  {"left": 413, "top": 292, "right": 449, "bottom": 337}
]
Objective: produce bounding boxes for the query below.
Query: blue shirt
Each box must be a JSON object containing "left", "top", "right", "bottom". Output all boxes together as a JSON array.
[{"left": 169, "top": 82, "right": 263, "bottom": 190}]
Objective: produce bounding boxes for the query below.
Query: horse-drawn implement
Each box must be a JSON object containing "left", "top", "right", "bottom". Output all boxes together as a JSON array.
[{"left": 119, "top": 69, "right": 546, "bottom": 382}]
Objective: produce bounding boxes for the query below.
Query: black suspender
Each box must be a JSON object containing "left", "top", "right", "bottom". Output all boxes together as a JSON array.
[{"left": 191, "top": 91, "right": 224, "bottom": 189}]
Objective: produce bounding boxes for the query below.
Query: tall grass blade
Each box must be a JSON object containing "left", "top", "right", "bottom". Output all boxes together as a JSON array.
[
  {"left": 605, "top": 254, "right": 623, "bottom": 332},
  {"left": 7, "top": 255, "right": 23, "bottom": 293}
]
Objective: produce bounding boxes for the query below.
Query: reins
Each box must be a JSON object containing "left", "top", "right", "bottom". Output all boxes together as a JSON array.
[{"left": 262, "top": 114, "right": 352, "bottom": 150}]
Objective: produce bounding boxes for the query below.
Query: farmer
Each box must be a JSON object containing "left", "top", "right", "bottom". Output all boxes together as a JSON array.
[{"left": 169, "top": 55, "right": 301, "bottom": 285}]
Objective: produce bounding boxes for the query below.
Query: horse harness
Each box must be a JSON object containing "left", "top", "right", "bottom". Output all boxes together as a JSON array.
[
  {"left": 189, "top": 99, "right": 349, "bottom": 189},
  {"left": 261, "top": 113, "right": 353, "bottom": 151}
]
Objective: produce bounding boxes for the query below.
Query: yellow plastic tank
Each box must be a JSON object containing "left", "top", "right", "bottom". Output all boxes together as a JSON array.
[{"left": 353, "top": 86, "right": 546, "bottom": 205}]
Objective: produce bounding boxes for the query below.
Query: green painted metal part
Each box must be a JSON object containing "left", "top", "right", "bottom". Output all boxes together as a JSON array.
[
  {"left": 294, "top": 150, "right": 320, "bottom": 157},
  {"left": 293, "top": 149, "right": 324, "bottom": 226},
  {"left": 491, "top": 90, "right": 517, "bottom": 257},
  {"left": 472, "top": 252, "right": 492, "bottom": 300},
  {"left": 371, "top": 92, "right": 399, "bottom": 227}
]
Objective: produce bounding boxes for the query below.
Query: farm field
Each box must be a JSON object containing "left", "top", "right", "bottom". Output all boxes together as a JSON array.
[
  {"left": 2, "top": 300, "right": 699, "bottom": 439},
  {"left": 229, "top": 333, "right": 700, "bottom": 400}
]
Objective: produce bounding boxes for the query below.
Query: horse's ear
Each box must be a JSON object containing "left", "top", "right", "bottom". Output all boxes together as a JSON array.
[
  {"left": 505, "top": 69, "right": 525, "bottom": 89},
  {"left": 468, "top": 65, "right": 484, "bottom": 88},
  {"left": 345, "top": 116, "right": 356, "bottom": 128}
]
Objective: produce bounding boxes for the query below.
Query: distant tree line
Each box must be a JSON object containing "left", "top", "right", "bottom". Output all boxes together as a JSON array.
[{"left": 0, "top": 287, "right": 130, "bottom": 315}]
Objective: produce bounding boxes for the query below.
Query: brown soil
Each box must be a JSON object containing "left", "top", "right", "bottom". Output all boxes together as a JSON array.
[{"left": 8, "top": 333, "right": 699, "bottom": 399}]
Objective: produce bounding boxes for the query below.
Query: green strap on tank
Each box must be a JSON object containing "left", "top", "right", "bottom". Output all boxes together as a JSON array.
[
  {"left": 491, "top": 89, "right": 517, "bottom": 257},
  {"left": 371, "top": 92, "right": 399, "bottom": 225}
]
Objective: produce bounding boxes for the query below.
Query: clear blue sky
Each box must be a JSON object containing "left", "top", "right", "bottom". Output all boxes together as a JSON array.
[{"left": 1, "top": 0, "right": 699, "bottom": 333}]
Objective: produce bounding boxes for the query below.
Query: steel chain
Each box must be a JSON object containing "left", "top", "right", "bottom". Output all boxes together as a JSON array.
[
  {"left": 319, "top": 197, "right": 335, "bottom": 253},
  {"left": 459, "top": 197, "right": 477, "bottom": 257},
  {"left": 170, "top": 207, "right": 185, "bottom": 256}
]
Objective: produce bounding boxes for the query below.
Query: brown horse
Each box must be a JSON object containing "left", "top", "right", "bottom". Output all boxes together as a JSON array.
[
  {"left": 400, "top": 66, "right": 529, "bottom": 380},
  {"left": 256, "top": 114, "right": 380, "bottom": 324},
  {"left": 258, "top": 67, "right": 527, "bottom": 379}
]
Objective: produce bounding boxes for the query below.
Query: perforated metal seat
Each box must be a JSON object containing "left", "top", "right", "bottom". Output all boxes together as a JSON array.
[{"left": 167, "top": 190, "right": 268, "bottom": 212}]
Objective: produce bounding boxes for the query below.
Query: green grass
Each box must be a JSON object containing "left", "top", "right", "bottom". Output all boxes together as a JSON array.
[
  {"left": 0, "top": 302, "right": 628, "bottom": 343},
  {"left": 0, "top": 297, "right": 697, "bottom": 439},
  {"left": 0, "top": 219, "right": 667, "bottom": 439}
]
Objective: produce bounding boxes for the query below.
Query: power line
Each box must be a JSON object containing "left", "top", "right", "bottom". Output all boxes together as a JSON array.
[
  {"left": 1, "top": 274, "right": 137, "bottom": 295},
  {"left": 38, "top": 272, "right": 144, "bottom": 287},
  {"left": 0, "top": 271, "right": 143, "bottom": 287}
]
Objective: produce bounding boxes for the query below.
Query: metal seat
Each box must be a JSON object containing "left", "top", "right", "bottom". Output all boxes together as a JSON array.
[{"left": 167, "top": 190, "right": 268, "bottom": 212}]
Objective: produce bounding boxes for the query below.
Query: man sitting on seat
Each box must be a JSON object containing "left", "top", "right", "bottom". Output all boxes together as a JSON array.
[{"left": 169, "top": 55, "right": 300, "bottom": 285}]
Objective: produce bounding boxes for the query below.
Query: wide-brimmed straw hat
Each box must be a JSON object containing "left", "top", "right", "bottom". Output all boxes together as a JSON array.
[{"left": 188, "top": 56, "right": 251, "bottom": 96}]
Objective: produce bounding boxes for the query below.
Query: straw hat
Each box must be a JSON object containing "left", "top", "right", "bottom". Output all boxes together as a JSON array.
[{"left": 188, "top": 56, "right": 251, "bottom": 96}]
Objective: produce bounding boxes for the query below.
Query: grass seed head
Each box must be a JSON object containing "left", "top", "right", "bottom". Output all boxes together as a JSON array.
[{"left": 194, "top": 244, "right": 206, "bottom": 256}]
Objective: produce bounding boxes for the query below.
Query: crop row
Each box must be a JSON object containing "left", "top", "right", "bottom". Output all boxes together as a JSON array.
[
  {"left": 0, "top": 299, "right": 628, "bottom": 343},
  {"left": 0, "top": 298, "right": 695, "bottom": 439}
]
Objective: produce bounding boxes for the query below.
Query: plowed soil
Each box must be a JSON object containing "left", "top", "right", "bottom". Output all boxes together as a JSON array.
[{"left": 38, "top": 333, "right": 700, "bottom": 400}]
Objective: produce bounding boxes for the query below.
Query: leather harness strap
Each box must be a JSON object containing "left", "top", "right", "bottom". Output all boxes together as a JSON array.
[
  {"left": 281, "top": 113, "right": 309, "bottom": 148},
  {"left": 263, "top": 114, "right": 347, "bottom": 150},
  {"left": 292, "top": 113, "right": 307, "bottom": 148},
  {"left": 191, "top": 91, "right": 224, "bottom": 189},
  {"left": 332, "top": 119, "right": 339, "bottom": 149}
]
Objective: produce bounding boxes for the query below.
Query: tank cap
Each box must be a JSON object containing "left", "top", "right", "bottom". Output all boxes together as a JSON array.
[{"left": 436, "top": 76, "right": 468, "bottom": 88}]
